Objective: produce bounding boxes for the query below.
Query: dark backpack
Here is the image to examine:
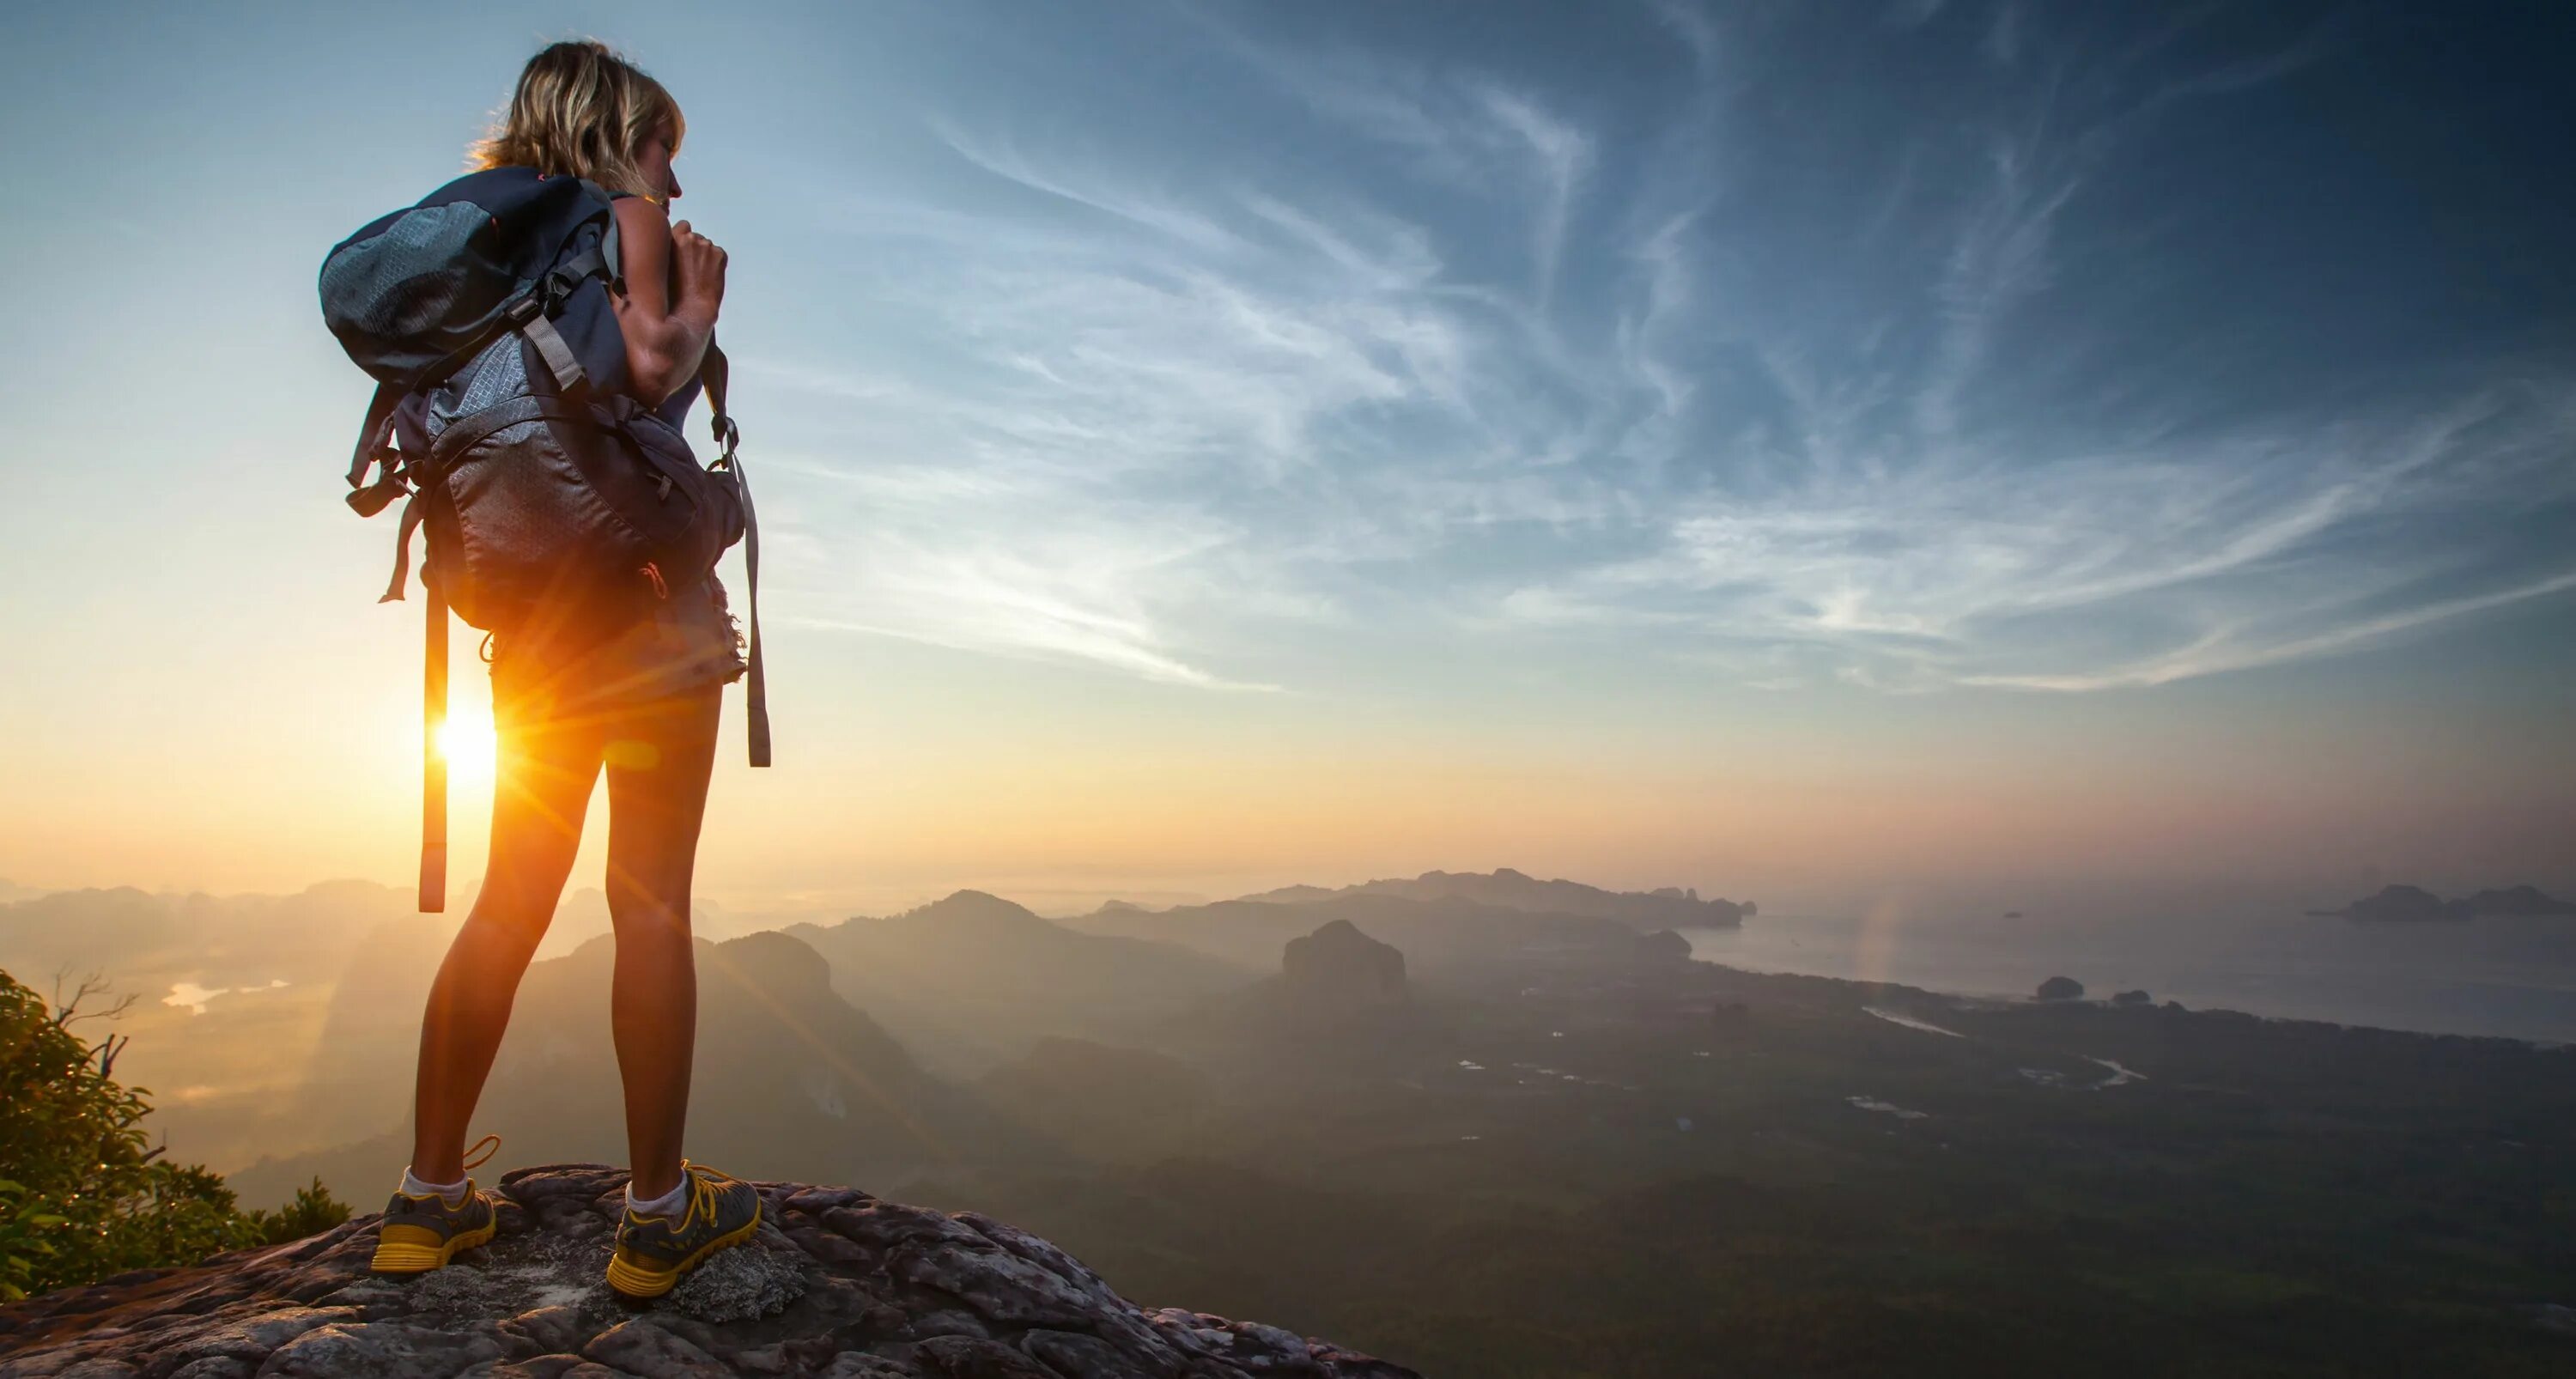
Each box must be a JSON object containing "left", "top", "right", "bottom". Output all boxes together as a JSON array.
[{"left": 320, "top": 165, "right": 770, "bottom": 912}]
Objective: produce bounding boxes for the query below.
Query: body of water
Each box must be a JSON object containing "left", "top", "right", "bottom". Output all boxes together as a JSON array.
[{"left": 1678, "top": 911, "right": 2576, "bottom": 1044}]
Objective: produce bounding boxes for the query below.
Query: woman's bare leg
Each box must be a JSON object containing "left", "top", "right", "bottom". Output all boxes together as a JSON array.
[
  {"left": 406, "top": 698, "right": 607, "bottom": 1185},
  {"left": 601, "top": 684, "right": 723, "bottom": 1200}
]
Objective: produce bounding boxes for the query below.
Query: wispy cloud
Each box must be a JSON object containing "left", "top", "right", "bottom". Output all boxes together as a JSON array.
[{"left": 752, "top": 2, "right": 2575, "bottom": 696}]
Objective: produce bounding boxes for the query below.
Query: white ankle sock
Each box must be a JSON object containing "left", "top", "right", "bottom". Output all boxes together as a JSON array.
[
  {"left": 400, "top": 1166, "right": 469, "bottom": 1206},
  {"left": 627, "top": 1176, "right": 688, "bottom": 1221}
]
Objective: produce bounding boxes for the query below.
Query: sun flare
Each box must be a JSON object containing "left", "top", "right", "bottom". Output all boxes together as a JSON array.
[{"left": 434, "top": 704, "right": 498, "bottom": 785}]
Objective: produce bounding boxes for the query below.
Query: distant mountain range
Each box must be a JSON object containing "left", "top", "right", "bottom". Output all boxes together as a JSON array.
[
  {"left": 1224, "top": 866, "right": 1752, "bottom": 928},
  {"left": 2, "top": 867, "right": 1722, "bottom": 1182},
  {"left": 2308, "top": 884, "right": 2576, "bottom": 922},
  {"left": 1062, "top": 890, "right": 1690, "bottom": 974},
  {"left": 784, "top": 889, "right": 1260, "bottom": 1078},
  {"left": 223, "top": 880, "right": 1680, "bottom": 1203},
  {"left": 0, "top": 878, "right": 428, "bottom": 993}
]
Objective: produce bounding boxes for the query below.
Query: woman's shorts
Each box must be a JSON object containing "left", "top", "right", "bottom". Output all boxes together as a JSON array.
[{"left": 487, "top": 574, "right": 748, "bottom": 726}]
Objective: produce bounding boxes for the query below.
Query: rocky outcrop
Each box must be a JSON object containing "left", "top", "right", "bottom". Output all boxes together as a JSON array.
[
  {"left": 2035, "top": 976, "right": 2084, "bottom": 1002},
  {"left": 0, "top": 1164, "right": 1420, "bottom": 1379},
  {"left": 1281, "top": 920, "right": 1406, "bottom": 1006}
]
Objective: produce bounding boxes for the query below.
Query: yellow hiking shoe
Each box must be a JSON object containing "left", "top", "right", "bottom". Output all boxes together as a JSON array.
[
  {"left": 369, "top": 1133, "right": 503, "bottom": 1273},
  {"left": 605, "top": 1159, "right": 763, "bottom": 1299}
]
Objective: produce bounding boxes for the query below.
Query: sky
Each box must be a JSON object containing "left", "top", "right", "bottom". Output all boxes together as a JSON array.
[{"left": 1, "top": 1, "right": 2570, "bottom": 919}]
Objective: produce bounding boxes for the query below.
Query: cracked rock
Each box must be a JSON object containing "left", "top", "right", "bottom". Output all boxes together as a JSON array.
[{"left": 0, "top": 1165, "right": 1421, "bottom": 1379}]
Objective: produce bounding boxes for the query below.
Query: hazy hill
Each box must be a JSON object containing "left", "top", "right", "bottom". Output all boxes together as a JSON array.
[
  {"left": 1102, "top": 918, "right": 1450, "bottom": 1097},
  {"left": 2452, "top": 884, "right": 2576, "bottom": 917},
  {"left": 527, "top": 887, "right": 850, "bottom": 962},
  {"left": 0, "top": 879, "right": 422, "bottom": 990},
  {"left": 229, "top": 929, "right": 1063, "bottom": 1205},
  {"left": 1228, "top": 866, "right": 1752, "bottom": 928},
  {"left": 2312, "top": 883, "right": 2576, "bottom": 921},
  {"left": 1283, "top": 918, "right": 1407, "bottom": 1006},
  {"left": 784, "top": 889, "right": 1262, "bottom": 1078},
  {"left": 975, "top": 1035, "right": 1221, "bottom": 1163},
  {"left": 1057, "top": 890, "right": 1699, "bottom": 981},
  {"left": 0, "top": 883, "right": 459, "bottom": 1174},
  {"left": 0, "top": 879, "right": 832, "bottom": 982}
]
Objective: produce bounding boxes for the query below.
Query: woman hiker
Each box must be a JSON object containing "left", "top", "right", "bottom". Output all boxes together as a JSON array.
[{"left": 366, "top": 39, "right": 763, "bottom": 1299}]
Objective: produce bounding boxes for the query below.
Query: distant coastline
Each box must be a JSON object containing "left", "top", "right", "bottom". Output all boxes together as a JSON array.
[
  {"left": 2306, "top": 884, "right": 2576, "bottom": 924},
  {"left": 1673, "top": 908, "right": 2576, "bottom": 1045}
]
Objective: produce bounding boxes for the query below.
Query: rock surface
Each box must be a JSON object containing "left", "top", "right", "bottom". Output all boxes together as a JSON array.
[{"left": 0, "top": 1164, "right": 1422, "bottom": 1379}]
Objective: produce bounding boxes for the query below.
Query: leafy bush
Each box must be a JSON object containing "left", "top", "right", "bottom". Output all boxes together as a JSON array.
[
  {"left": 245, "top": 1176, "right": 354, "bottom": 1248},
  {"left": 0, "top": 969, "right": 350, "bottom": 1299}
]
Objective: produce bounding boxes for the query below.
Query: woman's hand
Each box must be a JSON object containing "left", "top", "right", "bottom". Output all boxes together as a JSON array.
[
  {"left": 670, "top": 220, "right": 728, "bottom": 315},
  {"left": 610, "top": 195, "right": 720, "bottom": 406}
]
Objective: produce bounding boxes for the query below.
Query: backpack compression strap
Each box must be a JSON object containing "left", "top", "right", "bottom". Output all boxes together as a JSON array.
[
  {"left": 343, "top": 233, "right": 605, "bottom": 521},
  {"left": 698, "top": 343, "right": 771, "bottom": 768}
]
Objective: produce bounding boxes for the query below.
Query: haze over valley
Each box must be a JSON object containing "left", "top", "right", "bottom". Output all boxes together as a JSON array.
[{"left": 6, "top": 866, "right": 2573, "bottom": 1371}]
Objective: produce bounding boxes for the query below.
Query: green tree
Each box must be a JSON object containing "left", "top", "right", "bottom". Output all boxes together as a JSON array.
[
  {"left": 0, "top": 969, "right": 350, "bottom": 1298},
  {"left": 245, "top": 1176, "right": 355, "bottom": 1248}
]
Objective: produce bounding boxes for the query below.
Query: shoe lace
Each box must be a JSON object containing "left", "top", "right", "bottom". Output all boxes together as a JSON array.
[{"left": 682, "top": 1159, "right": 720, "bottom": 1230}]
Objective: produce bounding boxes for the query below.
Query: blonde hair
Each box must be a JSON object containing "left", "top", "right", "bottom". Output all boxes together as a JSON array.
[{"left": 468, "top": 39, "right": 684, "bottom": 199}]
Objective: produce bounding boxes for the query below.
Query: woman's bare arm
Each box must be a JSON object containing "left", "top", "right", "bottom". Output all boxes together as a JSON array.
[{"left": 609, "top": 195, "right": 726, "bottom": 406}]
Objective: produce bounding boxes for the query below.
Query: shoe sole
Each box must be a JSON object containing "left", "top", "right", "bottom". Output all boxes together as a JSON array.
[
  {"left": 370, "top": 1220, "right": 497, "bottom": 1273},
  {"left": 604, "top": 1200, "right": 763, "bottom": 1299}
]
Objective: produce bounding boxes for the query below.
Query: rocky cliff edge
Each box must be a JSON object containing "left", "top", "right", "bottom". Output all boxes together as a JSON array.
[{"left": 0, "top": 1164, "right": 1422, "bottom": 1379}]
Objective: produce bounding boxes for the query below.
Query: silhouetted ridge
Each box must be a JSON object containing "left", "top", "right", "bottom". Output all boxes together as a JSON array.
[{"left": 889, "top": 888, "right": 1055, "bottom": 932}]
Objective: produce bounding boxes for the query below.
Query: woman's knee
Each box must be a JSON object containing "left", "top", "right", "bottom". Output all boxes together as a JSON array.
[
  {"left": 605, "top": 864, "right": 694, "bottom": 934},
  {"left": 467, "top": 863, "right": 570, "bottom": 949}
]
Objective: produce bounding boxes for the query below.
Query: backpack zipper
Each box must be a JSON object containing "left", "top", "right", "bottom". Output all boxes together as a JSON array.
[{"left": 640, "top": 561, "right": 669, "bottom": 599}]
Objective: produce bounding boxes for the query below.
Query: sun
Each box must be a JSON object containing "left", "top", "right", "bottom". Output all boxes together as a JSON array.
[{"left": 434, "top": 702, "right": 498, "bottom": 785}]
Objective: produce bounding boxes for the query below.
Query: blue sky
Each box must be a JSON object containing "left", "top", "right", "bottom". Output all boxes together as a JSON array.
[
  {"left": 709, "top": 0, "right": 2576, "bottom": 696},
  {"left": 1, "top": 1, "right": 2570, "bottom": 910}
]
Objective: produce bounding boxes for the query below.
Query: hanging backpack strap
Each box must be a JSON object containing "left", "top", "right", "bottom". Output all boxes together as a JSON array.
[
  {"left": 344, "top": 380, "right": 407, "bottom": 517},
  {"left": 378, "top": 490, "right": 427, "bottom": 604},
  {"left": 698, "top": 343, "right": 770, "bottom": 768},
  {"left": 420, "top": 583, "right": 449, "bottom": 914}
]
